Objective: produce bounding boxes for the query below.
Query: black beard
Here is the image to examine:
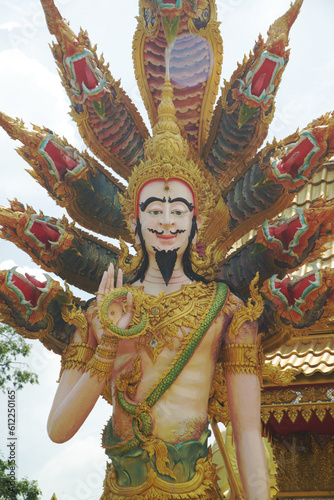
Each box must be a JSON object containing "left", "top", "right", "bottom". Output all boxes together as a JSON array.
[
  {"left": 131, "top": 217, "right": 208, "bottom": 285},
  {"left": 152, "top": 247, "right": 180, "bottom": 285}
]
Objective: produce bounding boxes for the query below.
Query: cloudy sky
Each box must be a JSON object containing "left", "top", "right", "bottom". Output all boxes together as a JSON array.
[{"left": 0, "top": 0, "right": 333, "bottom": 499}]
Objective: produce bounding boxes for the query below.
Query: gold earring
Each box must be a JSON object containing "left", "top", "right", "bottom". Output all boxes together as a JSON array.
[
  {"left": 190, "top": 240, "right": 219, "bottom": 280},
  {"left": 118, "top": 237, "right": 144, "bottom": 275}
]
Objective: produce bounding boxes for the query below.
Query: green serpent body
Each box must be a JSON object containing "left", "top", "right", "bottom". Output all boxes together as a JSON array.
[{"left": 99, "top": 289, "right": 147, "bottom": 338}]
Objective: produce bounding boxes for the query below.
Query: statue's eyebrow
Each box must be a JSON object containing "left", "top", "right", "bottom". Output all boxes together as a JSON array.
[
  {"left": 139, "top": 196, "right": 166, "bottom": 212},
  {"left": 168, "top": 197, "right": 194, "bottom": 211}
]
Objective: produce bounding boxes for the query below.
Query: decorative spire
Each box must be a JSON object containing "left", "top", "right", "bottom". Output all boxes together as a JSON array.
[
  {"left": 144, "top": 58, "right": 190, "bottom": 162},
  {"left": 120, "top": 43, "right": 225, "bottom": 249}
]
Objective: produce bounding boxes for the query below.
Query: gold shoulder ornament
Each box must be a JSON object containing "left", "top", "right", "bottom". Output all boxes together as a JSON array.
[{"left": 227, "top": 273, "right": 264, "bottom": 343}]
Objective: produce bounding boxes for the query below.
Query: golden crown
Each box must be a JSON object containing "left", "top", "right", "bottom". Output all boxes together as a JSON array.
[{"left": 119, "top": 77, "right": 221, "bottom": 241}]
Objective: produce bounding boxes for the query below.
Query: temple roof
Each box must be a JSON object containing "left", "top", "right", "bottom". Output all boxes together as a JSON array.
[
  {"left": 289, "top": 159, "right": 334, "bottom": 271},
  {"left": 266, "top": 338, "right": 334, "bottom": 376},
  {"left": 259, "top": 161, "right": 334, "bottom": 432},
  {"left": 235, "top": 160, "right": 334, "bottom": 269}
]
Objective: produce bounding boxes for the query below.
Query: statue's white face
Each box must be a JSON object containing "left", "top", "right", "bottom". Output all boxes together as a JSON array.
[{"left": 130, "top": 179, "right": 202, "bottom": 259}]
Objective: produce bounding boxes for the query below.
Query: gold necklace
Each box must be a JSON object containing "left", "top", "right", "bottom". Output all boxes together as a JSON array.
[{"left": 124, "top": 281, "right": 217, "bottom": 362}]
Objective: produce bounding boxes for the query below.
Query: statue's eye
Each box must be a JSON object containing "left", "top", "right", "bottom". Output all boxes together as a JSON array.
[
  {"left": 172, "top": 210, "right": 186, "bottom": 216},
  {"left": 148, "top": 209, "right": 162, "bottom": 215}
]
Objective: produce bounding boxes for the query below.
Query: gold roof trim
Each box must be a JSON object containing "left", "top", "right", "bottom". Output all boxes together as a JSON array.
[{"left": 261, "top": 383, "right": 334, "bottom": 426}]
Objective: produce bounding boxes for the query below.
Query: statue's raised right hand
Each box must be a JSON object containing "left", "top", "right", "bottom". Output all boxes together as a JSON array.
[{"left": 94, "top": 263, "right": 134, "bottom": 343}]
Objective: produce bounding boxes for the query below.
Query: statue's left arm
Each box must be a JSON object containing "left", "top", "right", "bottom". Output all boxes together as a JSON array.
[{"left": 223, "top": 295, "right": 270, "bottom": 500}]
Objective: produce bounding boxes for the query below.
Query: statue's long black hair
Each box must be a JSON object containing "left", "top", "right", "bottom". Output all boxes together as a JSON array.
[{"left": 130, "top": 217, "right": 209, "bottom": 284}]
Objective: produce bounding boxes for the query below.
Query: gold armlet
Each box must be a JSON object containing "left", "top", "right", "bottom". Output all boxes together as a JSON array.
[
  {"left": 59, "top": 342, "right": 96, "bottom": 380},
  {"left": 221, "top": 343, "right": 264, "bottom": 379},
  {"left": 85, "top": 356, "right": 114, "bottom": 383}
]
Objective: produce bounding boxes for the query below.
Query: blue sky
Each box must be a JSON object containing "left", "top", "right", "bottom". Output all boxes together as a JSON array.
[{"left": 0, "top": 1, "right": 333, "bottom": 499}]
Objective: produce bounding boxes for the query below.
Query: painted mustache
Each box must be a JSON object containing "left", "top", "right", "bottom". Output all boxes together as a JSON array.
[{"left": 148, "top": 228, "right": 186, "bottom": 235}]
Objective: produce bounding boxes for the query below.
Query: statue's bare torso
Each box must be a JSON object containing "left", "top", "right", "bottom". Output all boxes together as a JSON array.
[{"left": 111, "top": 284, "right": 232, "bottom": 443}]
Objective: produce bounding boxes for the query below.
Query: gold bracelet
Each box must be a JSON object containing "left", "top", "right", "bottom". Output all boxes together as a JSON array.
[
  {"left": 85, "top": 356, "right": 114, "bottom": 383},
  {"left": 101, "top": 334, "right": 119, "bottom": 348},
  {"left": 221, "top": 343, "right": 264, "bottom": 378},
  {"left": 86, "top": 299, "right": 99, "bottom": 321},
  {"left": 96, "top": 345, "right": 117, "bottom": 360},
  {"left": 58, "top": 342, "right": 96, "bottom": 380},
  {"left": 90, "top": 308, "right": 99, "bottom": 319}
]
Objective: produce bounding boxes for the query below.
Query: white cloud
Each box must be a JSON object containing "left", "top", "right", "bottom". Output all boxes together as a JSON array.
[
  {"left": 0, "top": 49, "right": 80, "bottom": 222},
  {"left": 0, "top": 22, "right": 22, "bottom": 31},
  {"left": 0, "top": 259, "right": 17, "bottom": 270},
  {"left": 0, "top": 260, "right": 49, "bottom": 279},
  {"left": 0, "top": 49, "right": 77, "bottom": 144},
  {"left": 39, "top": 437, "right": 108, "bottom": 500}
]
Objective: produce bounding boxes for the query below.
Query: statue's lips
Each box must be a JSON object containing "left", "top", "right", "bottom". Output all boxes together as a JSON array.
[
  {"left": 153, "top": 233, "right": 179, "bottom": 248},
  {"left": 156, "top": 234, "right": 176, "bottom": 240}
]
